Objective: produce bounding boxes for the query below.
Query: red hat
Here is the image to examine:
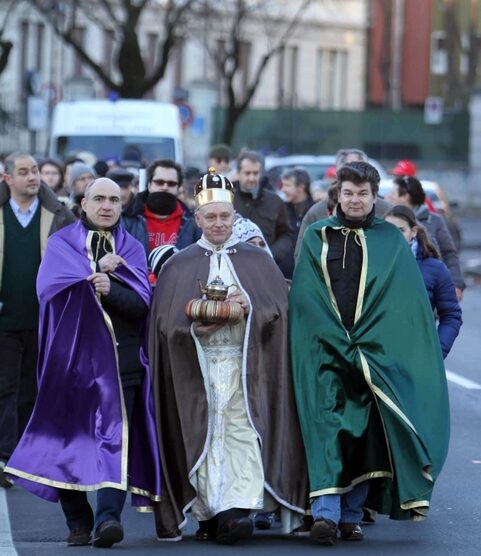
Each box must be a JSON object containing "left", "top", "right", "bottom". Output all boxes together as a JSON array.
[
  {"left": 390, "top": 160, "right": 417, "bottom": 176},
  {"left": 325, "top": 165, "right": 337, "bottom": 179}
]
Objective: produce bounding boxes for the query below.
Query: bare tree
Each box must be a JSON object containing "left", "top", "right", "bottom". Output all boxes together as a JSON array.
[
  {"left": 0, "top": 0, "right": 16, "bottom": 77},
  {"left": 25, "top": 0, "right": 196, "bottom": 98},
  {"left": 441, "top": 0, "right": 481, "bottom": 107},
  {"left": 200, "top": 0, "right": 313, "bottom": 145}
]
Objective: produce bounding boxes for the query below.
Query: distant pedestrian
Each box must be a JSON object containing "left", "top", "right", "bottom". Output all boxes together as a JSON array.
[
  {"left": 386, "top": 175, "right": 465, "bottom": 300},
  {"left": 5, "top": 178, "right": 161, "bottom": 548},
  {"left": 39, "top": 159, "right": 67, "bottom": 196},
  {"left": 385, "top": 205, "right": 462, "bottom": 358},
  {"left": 233, "top": 150, "right": 293, "bottom": 264},
  {"left": 121, "top": 159, "right": 201, "bottom": 255},
  {"left": 0, "top": 152, "right": 74, "bottom": 487},
  {"left": 279, "top": 167, "right": 314, "bottom": 278}
]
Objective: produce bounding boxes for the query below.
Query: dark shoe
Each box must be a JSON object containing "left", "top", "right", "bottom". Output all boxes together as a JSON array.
[
  {"left": 0, "top": 461, "right": 13, "bottom": 489},
  {"left": 339, "top": 522, "right": 364, "bottom": 541},
  {"left": 292, "top": 515, "right": 314, "bottom": 536},
  {"left": 66, "top": 527, "right": 92, "bottom": 547},
  {"left": 254, "top": 512, "right": 276, "bottom": 530},
  {"left": 157, "top": 528, "right": 182, "bottom": 542},
  {"left": 217, "top": 517, "right": 253, "bottom": 545},
  {"left": 92, "top": 520, "right": 124, "bottom": 548},
  {"left": 196, "top": 517, "right": 217, "bottom": 541},
  {"left": 195, "top": 529, "right": 217, "bottom": 541},
  {"left": 310, "top": 518, "right": 337, "bottom": 546}
]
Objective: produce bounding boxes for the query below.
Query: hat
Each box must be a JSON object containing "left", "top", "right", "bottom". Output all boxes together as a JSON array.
[
  {"left": 325, "top": 165, "right": 337, "bottom": 179},
  {"left": 233, "top": 216, "right": 272, "bottom": 256},
  {"left": 148, "top": 245, "right": 178, "bottom": 277},
  {"left": 69, "top": 162, "right": 96, "bottom": 188},
  {"left": 194, "top": 167, "right": 234, "bottom": 209},
  {"left": 209, "top": 143, "right": 232, "bottom": 161},
  {"left": 390, "top": 160, "right": 417, "bottom": 177},
  {"left": 106, "top": 168, "right": 134, "bottom": 188}
]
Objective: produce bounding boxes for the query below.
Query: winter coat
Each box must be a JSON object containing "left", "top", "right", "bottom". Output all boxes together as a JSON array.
[
  {"left": 416, "top": 245, "right": 462, "bottom": 358},
  {"left": 233, "top": 179, "right": 293, "bottom": 263},
  {"left": 415, "top": 205, "right": 465, "bottom": 290}
]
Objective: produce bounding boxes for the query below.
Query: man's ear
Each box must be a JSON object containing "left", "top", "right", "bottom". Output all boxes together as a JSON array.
[{"left": 80, "top": 196, "right": 87, "bottom": 212}]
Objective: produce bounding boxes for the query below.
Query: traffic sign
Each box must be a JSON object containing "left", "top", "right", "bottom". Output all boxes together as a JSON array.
[{"left": 175, "top": 101, "right": 194, "bottom": 128}]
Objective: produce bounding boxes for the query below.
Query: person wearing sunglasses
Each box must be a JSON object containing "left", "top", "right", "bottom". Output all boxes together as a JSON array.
[{"left": 121, "top": 159, "right": 201, "bottom": 256}]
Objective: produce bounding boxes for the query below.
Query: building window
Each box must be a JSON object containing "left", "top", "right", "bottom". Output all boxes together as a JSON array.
[
  {"left": 277, "top": 45, "right": 299, "bottom": 107},
  {"left": 431, "top": 31, "right": 448, "bottom": 75},
  {"left": 316, "top": 48, "right": 347, "bottom": 109}
]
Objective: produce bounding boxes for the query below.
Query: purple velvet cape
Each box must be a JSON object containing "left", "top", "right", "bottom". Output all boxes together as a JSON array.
[{"left": 5, "top": 221, "right": 161, "bottom": 509}]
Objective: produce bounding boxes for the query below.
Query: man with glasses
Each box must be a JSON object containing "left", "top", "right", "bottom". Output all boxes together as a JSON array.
[{"left": 122, "top": 159, "right": 201, "bottom": 255}]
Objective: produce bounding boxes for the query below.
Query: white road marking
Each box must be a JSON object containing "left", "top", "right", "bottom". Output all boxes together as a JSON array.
[
  {"left": 446, "top": 369, "right": 481, "bottom": 390},
  {"left": 0, "top": 489, "right": 17, "bottom": 555}
]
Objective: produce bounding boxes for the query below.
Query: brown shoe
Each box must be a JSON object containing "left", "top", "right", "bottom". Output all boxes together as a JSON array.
[
  {"left": 339, "top": 522, "right": 364, "bottom": 541},
  {"left": 310, "top": 518, "right": 337, "bottom": 546}
]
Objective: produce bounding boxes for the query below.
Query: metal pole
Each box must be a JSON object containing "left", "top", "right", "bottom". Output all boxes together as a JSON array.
[{"left": 390, "top": 0, "right": 405, "bottom": 111}]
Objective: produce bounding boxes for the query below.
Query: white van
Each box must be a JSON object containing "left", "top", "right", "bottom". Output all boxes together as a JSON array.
[{"left": 49, "top": 99, "right": 183, "bottom": 164}]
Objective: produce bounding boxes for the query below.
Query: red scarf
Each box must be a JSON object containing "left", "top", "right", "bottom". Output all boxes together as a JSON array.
[{"left": 145, "top": 202, "right": 183, "bottom": 251}]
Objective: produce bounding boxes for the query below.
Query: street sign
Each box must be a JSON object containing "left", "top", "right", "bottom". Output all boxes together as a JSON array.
[
  {"left": 424, "top": 96, "right": 444, "bottom": 125},
  {"left": 27, "top": 96, "right": 48, "bottom": 130},
  {"left": 175, "top": 101, "right": 194, "bottom": 128}
]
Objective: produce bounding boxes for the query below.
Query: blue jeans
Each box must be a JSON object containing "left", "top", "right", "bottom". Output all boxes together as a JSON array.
[{"left": 311, "top": 481, "right": 369, "bottom": 525}]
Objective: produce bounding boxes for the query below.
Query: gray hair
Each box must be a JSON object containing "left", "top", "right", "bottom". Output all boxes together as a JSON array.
[
  {"left": 335, "top": 148, "right": 368, "bottom": 170},
  {"left": 4, "top": 152, "right": 36, "bottom": 175},
  {"left": 281, "top": 166, "right": 311, "bottom": 194},
  {"left": 237, "top": 150, "right": 264, "bottom": 171}
]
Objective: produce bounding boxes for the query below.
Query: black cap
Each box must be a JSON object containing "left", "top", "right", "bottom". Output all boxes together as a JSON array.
[{"left": 106, "top": 168, "right": 134, "bottom": 188}]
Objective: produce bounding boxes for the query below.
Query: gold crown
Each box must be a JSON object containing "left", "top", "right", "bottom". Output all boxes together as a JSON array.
[{"left": 195, "top": 167, "right": 235, "bottom": 209}]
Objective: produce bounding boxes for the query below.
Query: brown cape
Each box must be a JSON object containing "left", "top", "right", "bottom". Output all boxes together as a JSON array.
[{"left": 148, "top": 241, "right": 308, "bottom": 534}]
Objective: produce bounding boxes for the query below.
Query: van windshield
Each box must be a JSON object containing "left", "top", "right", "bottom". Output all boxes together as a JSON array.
[{"left": 55, "top": 136, "right": 175, "bottom": 163}]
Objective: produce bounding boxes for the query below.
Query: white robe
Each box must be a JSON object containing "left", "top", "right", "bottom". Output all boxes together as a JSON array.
[{"left": 190, "top": 236, "right": 265, "bottom": 521}]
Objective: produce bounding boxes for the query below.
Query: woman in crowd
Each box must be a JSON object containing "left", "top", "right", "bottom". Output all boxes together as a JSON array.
[
  {"left": 39, "top": 159, "right": 67, "bottom": 196},
  {"left": 385, "top": 205, "right": 462, "bottom": 358}
]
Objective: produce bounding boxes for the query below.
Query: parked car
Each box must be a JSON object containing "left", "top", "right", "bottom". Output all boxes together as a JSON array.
[
  {"left": 379, "top": 179, "right": 462, "bottom": 249},
  {"left": 264, "top": 154, "right": 388, "bottom": 192}
]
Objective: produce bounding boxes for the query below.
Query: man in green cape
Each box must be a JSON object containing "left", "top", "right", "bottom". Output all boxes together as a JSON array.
[{"left": 290, "top": 161, "right": 449, "bottom": 546}]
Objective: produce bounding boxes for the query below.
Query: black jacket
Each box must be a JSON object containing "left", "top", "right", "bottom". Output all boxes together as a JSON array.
[
  {"left": 102, "top": 279, "right": 149, "bottom": 388},
  {"left": 279, "top": 198, "right": 314, "bottom": 278},
  {"left": 326, "top": 205, "right": 375, "bottom": 330},
  {"left": 233, "top": 180, "right": 293, "bottom": 263}
]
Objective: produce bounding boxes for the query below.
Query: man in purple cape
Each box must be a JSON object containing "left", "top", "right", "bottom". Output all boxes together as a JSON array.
[{"left": 5, "top": 178, "right": 161, "bottom": 548}]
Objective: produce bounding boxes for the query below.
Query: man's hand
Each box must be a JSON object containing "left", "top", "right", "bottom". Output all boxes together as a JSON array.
[
  {"left": 227, "top": 288, "right": 249, "bottom": 315},
  {"left": 455, "top": 287, "right": 464, "bottom": 302},
  {"left": 87, "top": 272, "right": 111, "bottom": 296},
  {"left": 98, "top": 253, "right": 127, "bottom": 273}
]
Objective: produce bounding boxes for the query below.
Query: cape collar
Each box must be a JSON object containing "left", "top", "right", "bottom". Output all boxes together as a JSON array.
[
  {"left": 197, "top": 233, "right": 239, "bottom": 253},
  {"left": 336, "top": 203, "right": 375, "bottom": 229}
]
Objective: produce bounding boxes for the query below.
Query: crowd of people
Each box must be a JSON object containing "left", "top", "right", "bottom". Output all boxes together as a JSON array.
[{"left": 0, "top": 145, "right": 462, "bottom": 548}]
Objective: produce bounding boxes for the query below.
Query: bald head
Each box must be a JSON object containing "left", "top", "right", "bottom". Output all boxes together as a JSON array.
[
  {"left": 84, "top": 177, "right": 120, "bottom": 199},
  {"left": 81, "top": 178, "right": 122, "bottom": 230}
]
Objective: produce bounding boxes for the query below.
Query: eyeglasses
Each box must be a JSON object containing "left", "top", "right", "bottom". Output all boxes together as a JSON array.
[{"left": 151, "top": 179, "right": 178, "bottom": 188}]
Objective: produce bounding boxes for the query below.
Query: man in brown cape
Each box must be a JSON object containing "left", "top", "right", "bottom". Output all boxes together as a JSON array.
[{"left": 148, "top": 168, "right": 307, "bottom": 545}]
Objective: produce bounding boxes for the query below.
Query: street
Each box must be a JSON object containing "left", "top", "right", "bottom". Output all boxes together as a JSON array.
[{"left": 1, "top": 221, "right": 481, "bottom": 556}]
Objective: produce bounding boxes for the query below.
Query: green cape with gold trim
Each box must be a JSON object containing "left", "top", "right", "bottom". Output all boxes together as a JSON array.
[{"left": 289, "top": 215, "right": 450, "bottom": 520}]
